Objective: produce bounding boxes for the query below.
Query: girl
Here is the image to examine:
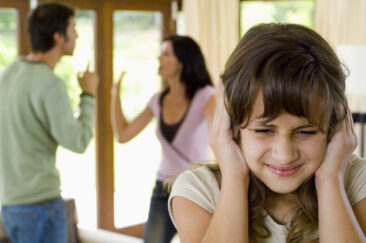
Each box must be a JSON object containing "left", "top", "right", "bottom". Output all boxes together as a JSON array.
[{"left": 168, "top": 24, "right": 366, "bottom": 242}]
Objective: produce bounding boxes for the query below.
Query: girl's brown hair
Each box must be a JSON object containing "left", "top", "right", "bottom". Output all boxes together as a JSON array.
[{"left": 220, "top": 23, "right": 348, "bottom": 242}]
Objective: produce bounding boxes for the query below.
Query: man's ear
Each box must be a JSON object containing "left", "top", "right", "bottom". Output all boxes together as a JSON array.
[{"left": 53, "top": 32, "right": 65, "bottom": 45}]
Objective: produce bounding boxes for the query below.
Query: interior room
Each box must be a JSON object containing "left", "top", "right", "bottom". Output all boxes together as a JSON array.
[{"left": 0, "top": 0, "right": 365, "bottom": 242}]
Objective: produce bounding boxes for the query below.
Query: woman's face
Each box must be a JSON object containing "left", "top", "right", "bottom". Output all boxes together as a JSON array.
[
  {"left": 158, "top": 41, "right": 182, "bottom": 80},
  {"left": 240, "top": 91, "right": 328, "bottom": 194}
]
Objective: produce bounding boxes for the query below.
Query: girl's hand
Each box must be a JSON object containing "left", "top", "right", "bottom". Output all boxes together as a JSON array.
[
  {"left": 316, "top": 111, "right": 358, "bottom": 179},
  {"left": 209, "top": 85, "right": 249, "bottom": 179},
  {"left": 111, "top": 71, "right": 126, "bottom": 97}
]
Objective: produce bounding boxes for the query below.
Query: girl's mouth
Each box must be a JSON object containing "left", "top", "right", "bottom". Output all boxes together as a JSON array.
[{"left": 265, "top": 164, "right": 303, "bottom": 177}]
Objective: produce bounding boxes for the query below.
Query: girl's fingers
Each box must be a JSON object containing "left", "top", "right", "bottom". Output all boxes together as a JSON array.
[
  {"left": 212, "top": 91, "right": 229, "bottom": 137},
  {"left": 348, "top": 110, "right": 356, "bottom": 136}
]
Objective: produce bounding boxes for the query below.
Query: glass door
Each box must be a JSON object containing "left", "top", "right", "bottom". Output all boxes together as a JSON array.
[{"left": 113, "top": 10, "right": 162, "bottom": 228}]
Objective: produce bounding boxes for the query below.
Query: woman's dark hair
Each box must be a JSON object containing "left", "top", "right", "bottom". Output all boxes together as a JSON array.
[
  {"left": 163, "top": 35, "right": 213, "bottom": 100},
  {"left": 221, "top": 23, "right": 348, "bottom": 243},
  {"left": 27, "top": 2, "right": 75, "bottom": 52}
]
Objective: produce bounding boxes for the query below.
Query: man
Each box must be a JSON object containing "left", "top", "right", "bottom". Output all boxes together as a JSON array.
[{"left": 0, "top": 2, "right": 99, "bottom": 242}]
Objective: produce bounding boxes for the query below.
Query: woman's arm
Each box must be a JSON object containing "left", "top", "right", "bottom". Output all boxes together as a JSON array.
[
  {"left": 172, "top": 88, "right": 250, "bottom": 243},
  {"left": 110, "top": 72, "right": 153, "bottom": 143},
  {"left": 316, "top": 113, "right": 366, "bottom": 242}
]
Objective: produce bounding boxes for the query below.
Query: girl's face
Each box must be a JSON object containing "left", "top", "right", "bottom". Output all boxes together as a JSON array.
[
  {"left": 158, "top": 41, "right": 182, "bottom": 80},
  {"left": 240, "top": 91, "right": 328, "bottom": 194}
]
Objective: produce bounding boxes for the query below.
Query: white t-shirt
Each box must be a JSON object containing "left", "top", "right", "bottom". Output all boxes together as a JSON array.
[{"left": 168, "top": 154, "right": 366, "bottom": 242}]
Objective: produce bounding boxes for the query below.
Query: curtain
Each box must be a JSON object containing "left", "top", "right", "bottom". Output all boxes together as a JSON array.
[
  {"left": 316, "top": 0, "right": 366, "bottom": 155},
  {"left": 183, "top": 0, "right": 239, "bottom": 84},
  {"left": 315, "top": 0, "right": 366, "bottom": 46}
]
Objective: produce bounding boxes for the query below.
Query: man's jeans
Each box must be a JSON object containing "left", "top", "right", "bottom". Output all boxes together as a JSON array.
[{"left": 1, "top": 198, "right": 67, "bottom": 243}]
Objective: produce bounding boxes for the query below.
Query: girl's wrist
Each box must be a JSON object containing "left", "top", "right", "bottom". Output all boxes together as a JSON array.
[
  {"left": 221, "top": 170, "right": 250, "bottom": 189},
  {"left": 315, "top": 172, "right": 343, "bottom": 191}
]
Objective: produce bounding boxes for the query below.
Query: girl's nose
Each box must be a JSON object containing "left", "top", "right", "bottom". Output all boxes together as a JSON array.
[{"left": 271, "top": 136, "right": 299, "bottom": 165}]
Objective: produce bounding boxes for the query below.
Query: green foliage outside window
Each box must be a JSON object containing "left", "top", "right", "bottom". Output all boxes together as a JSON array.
[
  {"left": 0, "top": 9, "right": 17, "bottom": 73},
  {"left": 240, "top": 1, "right": 314, "bottom": 37}
]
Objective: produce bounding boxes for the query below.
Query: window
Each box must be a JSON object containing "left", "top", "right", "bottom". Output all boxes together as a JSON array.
[
  {"left": 0, "top": 9, "right": 17, "bottom": 73},
  {"left": 240, "top": 1, "right": 314, "bottom": 36},
  {"left": 113, "top": 10, "right": 162, "bottom": 228},
  {"left": 55, "top": 10, "right": 97, "bottom": 229}
]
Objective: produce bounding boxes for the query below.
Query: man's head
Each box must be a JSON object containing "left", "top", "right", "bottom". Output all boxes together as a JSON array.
[{"left": 27, "top": 2, "right": 77, "bottom": 54}]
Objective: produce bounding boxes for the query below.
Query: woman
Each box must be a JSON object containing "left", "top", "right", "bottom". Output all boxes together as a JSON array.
[
  {"left": 168, "top": 24, "right": 366, "bottom": 242},
  {"left": 111, "top": 35, "right": 215, "bottom": 243}
]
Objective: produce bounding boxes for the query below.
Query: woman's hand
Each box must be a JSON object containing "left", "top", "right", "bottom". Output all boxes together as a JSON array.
[
  {"left": 111, "top": 71, "right": 126, "bottom": 97},
  {"left": 209, "top": 85, "right": 249, "bottom": 179},
  {"left": 316, "top": 111, "right": 358, "bottom": 179}
]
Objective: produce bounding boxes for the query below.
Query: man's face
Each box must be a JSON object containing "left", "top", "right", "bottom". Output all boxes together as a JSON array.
[{"left": 62, "top": 17, "right": 78, "bottom": 55}]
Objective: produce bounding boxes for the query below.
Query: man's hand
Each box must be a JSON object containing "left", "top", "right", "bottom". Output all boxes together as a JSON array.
[{"left": 78, "top": 62, "right": 99, "bottom": 96}]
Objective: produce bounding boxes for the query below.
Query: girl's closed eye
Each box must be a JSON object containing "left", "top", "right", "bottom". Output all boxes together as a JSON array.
[
  {"left": 253, "top": 128, "right": 275, "bottom": 134},
  {"left": 296, "top": 129, "right": 318, "bottom": 136}
]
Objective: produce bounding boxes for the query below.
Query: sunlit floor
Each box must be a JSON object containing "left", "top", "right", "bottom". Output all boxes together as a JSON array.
[
  {"left": 63, "top": 189, "right": 181, "bottom": 242},
  {"left": 172, "top": 234, "right": 180, "bottom": 243}
]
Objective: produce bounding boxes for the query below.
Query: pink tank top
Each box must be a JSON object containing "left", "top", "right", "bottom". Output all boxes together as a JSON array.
[{"left": 148, "top": 85, "right": 215, "bottom": 181}]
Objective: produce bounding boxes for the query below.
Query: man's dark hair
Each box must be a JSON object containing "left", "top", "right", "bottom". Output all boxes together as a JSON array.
[{"left": 27, "top": 2, "right": 75, "bottom": 52}]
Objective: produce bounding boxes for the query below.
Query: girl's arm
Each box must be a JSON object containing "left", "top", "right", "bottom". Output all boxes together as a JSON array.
[
  {"left": 204, "top": 94, "right": 216, "bottom": 130},
  {"left": 172, "top": 88, "right": 250, "bottom": 243},
  {"left": 353, "top": 199, "right": 366, "bottom": 237},
  {"left": 110, "top": 72, "right": 153, "bottom": 143},
  {"left": 316, "top": 112, "right": 366, "bottom": 242}
]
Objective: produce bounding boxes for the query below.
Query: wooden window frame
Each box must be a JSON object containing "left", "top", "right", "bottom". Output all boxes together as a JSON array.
[{"left": 0, "top": 0, "right": 30, "bottom": 55}]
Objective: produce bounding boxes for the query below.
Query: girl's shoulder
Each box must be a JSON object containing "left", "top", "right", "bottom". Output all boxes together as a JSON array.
[
  {"left": 170, "top": 165, "right": 221, "bottom": 214},
  {"left": 174, "top": 165, "right": 220, "bottom": 191},
  {"left": 344, "top": 154, "right": 366, "bottom": 205}
]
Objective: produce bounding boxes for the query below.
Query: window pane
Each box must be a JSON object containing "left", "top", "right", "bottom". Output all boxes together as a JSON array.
[
  {"left": 240, "top": 1, "right": 314, "bottom": 36},
  {"left": 0, "top": 9, "right": 17, "bottom": 73},
  {"left": 113, "top": 10, "right": 162, "bottom": 228},
  {"left": 337, "top": 45, "right": 366, "bottom": 156},
  {"left": 54, "top": 11, "right": 97, "bottom": 229},
  {"left": 177, "top": 11, "right": 185, "bottom": 35}
]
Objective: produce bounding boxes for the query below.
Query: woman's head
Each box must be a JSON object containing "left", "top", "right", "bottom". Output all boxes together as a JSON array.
[
  {"left": 222, "top": 23, "right": 347, "bottom": 145},
  {"left": 160, "top": 35, "right": 213, "bottom": 99}
]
